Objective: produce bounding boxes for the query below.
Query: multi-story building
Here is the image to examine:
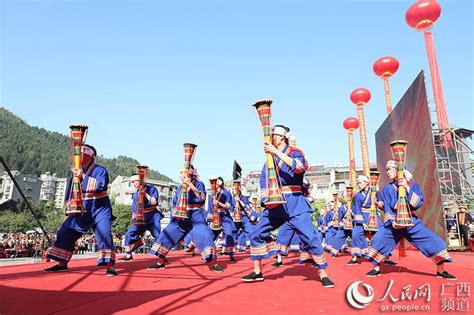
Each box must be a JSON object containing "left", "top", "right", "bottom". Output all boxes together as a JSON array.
[
  {"left": 40, "top": 172, "right": 57, "bottom": 201},
  {"left": 0, "top": 171, "right": 42, "bottom": 206},
  {"left": 241, "top": 171, "right": 261, "bottom": 198},
  {"left": 110, "top": 176, "right": 177, "bottom": 212},
  {"left": 54, "top": 178, "right": 68, "bottom": 209},
  {"left": 39, "top": 172, "right": 68, "bottom": 209},
  {"left": 0, "top": 171, "right": 68, "bottom": 210}
]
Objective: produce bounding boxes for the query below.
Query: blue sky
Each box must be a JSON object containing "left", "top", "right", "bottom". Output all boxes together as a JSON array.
[{"left": 1, "top": 0, "right": 472, "bottom": 182}]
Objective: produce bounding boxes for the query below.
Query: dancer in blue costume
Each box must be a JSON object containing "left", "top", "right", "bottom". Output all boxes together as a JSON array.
[
  {"left": 119, "top": 174, "right": 163, "bottom": 261},
  {"left": 241, "top": 125, "right": 334, "bottom": 288},
  {"left": 366, "top": 160, "right": 455, "bottom": 279},
  {"left": 44, "top": 145, "right": 117, "bottom": 276}
]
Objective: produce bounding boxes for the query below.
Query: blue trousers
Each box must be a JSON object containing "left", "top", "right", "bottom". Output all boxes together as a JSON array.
[
  {"left": 212, "top": 214, "right": 236, "bottom": 255},
  {"left": 367, "top": 218, "right": 453, "bottom": 266},
  {"left": 325, "top": 227, "right": 337, "bottom": 251},
  {"left": 150, "top": 210, "right": 216, "bottom": 263},
  {"left": 250, "top": 209, "right": 327, "bottom": 269},
  {"left": 184, "top": 234, "right": 195, "bottom": 248},
  {"left": 318, "top": 231, "right": 325, "bottom": 248},
  {"left": 235, "top": 217, "right": 255, "bottom": 252},
  {"left": 351, "top": 223, "right": 368, "bottom": 258},
  {"left": 275, "top": 222, "right": 303, "bottom": 255},
  {"left": 124, "top": 212, "right": 162, "bottom": 254},
  {"left": 332, "top": 228, "right": 352, "bottom": 256},
  {"left": 47, "top": 216, "right": 115, "bottom": 266}
]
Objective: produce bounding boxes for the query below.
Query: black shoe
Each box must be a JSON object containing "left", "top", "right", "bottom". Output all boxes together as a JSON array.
[
  {"left": 366, "top": 269, "right": 381, "bottom": 277},
  {"left": 191, "top": 252, "right": 197, "bottom": 257},
  {"left": 383, "top": 260, "right": 398, "bottom": 266},
  {"left": 44, "top": 264, "right": 68, "bottom": 273},
  {"left": 229, "top": 256, "right": 237, "bottom": 263},
  {"left": 321, "top": 277, "right": 335, "bottom": 288},
  {"left": 164, "top": 258, "right": 169, "bottom": 263},
  {"left": 212, "top": 264, "right": 223, "bottom": 273},
  {"left": 119, "top": 255, "right": 133, "bottom": 261},
  {"left": 241, "top": 271, "right": 264, "bottom": 282},
  {"left": 347, "top": 259, "right": 358, "bottom": 266},
  {"left": 147, "top": 263, "right": 165, "bottom": 270},
  {"left": 106, "top": 267, "right": 117, "bottom": 277},
  {"left": 436, "top": 271, "right": 457, "bottom": 280},
  {"left": 271, "top": 261, "right": 283, "bottom": 267},
  {"left": 185, "top": 248, "right": 193, "bottom": 253}
]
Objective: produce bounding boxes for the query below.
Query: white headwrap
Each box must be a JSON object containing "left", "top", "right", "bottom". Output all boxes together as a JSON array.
[
  {"left": 357, "top": 175, "right": 370, "bottom": 184},
  {"left": 386, "top": 160, "right": 413, "bottom": 180},
  {"left": 386, "top": 160, "right": 397, "bottom": 169},
  {"left": 272, "top": 126, "right": 288, "bottom": 138},
  {"left": 82, "top": 146, "right": 95, "bottom": 158},
  {"left": 130, "top": 175, "right": 140, "bottom": 182}
]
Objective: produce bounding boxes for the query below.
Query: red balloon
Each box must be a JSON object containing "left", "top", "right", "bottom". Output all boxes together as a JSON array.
[
  {"left": 406, "top": 0, "right": 441, "bottom": 31},
  {"left": 350, "top": 88, "right": 371, "bottom": 106},
  {"left": 373, "top": 56, "right": 400, "bottom": 79},
  {"left": 343, "top": 117, "right": 359, "bottom": 131}
]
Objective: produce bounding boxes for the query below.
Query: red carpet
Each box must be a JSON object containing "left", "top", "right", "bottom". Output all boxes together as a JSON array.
[{"left": 0, "top": 250, "right": 472, "bottom": 314}]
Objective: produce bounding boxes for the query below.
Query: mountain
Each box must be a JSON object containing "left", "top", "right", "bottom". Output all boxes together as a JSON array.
[{"left": 0, "top": 107, "right": 174, "bottom": 182}]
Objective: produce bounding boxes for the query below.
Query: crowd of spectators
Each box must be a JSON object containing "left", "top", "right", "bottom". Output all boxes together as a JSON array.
[
  {"left": 0, "top": 232, "right": 158, "bottom": 259},
  {"left": 0, "top": 233, "right": 52, "bottom": 259}
]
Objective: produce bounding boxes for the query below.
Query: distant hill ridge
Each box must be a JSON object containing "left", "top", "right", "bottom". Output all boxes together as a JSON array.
[{"left": 0, "top": 107, "right": 174, "bottom": 182}]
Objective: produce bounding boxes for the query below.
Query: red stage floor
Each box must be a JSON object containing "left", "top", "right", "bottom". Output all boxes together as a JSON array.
[{"left": 0, "top": 250, "right": 472, "bottom": 315}]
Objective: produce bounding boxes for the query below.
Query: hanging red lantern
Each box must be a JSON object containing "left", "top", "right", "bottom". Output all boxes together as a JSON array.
[
  {"left": 343, "top": 117, "right": 359, "bottom": 132},
  {"left": 405, "top": 0, "right": 441, "bottom": 31},
  {"left": 373, "top": 56, "right": 400, "bottom": 79},
  {"left": 350, "top": 88, "right": 371, "bottom": 106}
]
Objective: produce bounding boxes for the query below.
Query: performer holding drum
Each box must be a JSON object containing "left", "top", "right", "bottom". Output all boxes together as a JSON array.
[
  {"left": 148, "top": 143, "right": 223, "bottom": 272},
  {"left": 366, "top": 141, "right": 455, "bottom": 279},
  {"left": 241, "top": 100, "right": 334, "bottom": 288},
  {"left": 44, "top": 125, "right": 117, "bottom": 276},
  {"left": 119, "top": 165, "right": 164, "bottom": 261}
]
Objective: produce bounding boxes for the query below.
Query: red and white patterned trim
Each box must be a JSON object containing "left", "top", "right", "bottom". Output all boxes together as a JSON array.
[
  {"left": 151, "top": 243, "right": 170, "bottom": 256},
  {"left": 294, "top": 159, "right": 305, "bottom": 174},
  {"left": 47, "top": 246, "right": 73, "bottom": 261},
  {"left": 367, "top": 247, "right": 385, "bottom": 263},
  {"left": 250, "top": 241, "right": 276, "bottom": 256},
  {"left": 409, "top": 192, "right": 421, "bottom": 208},
  {"left": 383, "top": 213, "right": 395, "bottom": 223},
  {"left": 429, "top": 249, "right": 451, "bottom": 264},
  {"left": 311, "top": 253, "right": 327, "bottom": 265},
  {"left": 97, "top": 249, "right": 116, "bottom": 261},
  {"left": 200, "top": 246, "right": 216, "bottom": 260},
  {"left": 85, "top": 177, "right": 98, "bottom": 193}
]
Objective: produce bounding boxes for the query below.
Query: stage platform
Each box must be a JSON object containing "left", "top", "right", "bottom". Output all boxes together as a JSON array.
[{"left": 0, "top": 250, "right": 472, "bottom": 314}]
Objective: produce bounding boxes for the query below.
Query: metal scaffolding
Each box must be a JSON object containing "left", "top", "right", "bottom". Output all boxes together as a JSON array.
[{"left": 433, "top": 127, "right": 473, "bottom": 249}]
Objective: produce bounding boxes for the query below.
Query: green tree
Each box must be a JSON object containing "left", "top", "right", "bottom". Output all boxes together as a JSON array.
[
  {"left": 311, "top": 202, "right": 326, "bottom": 227},
  {"left": 112, "top": 204, "right": 133, "bottom": 235}
]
